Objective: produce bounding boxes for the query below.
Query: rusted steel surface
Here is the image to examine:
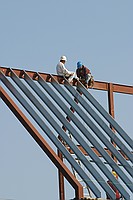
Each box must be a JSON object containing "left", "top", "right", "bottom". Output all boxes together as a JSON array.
[
  {"left": 113, "top": 83, "right": 133, "bottom": 94},
  {"left": 108, "top": 83, "right": 117, "bottom": 163},
  {"left": 0, "top": 66, "right": 133, "bottom": 94},
  {"left": 108, "top": 83, "right": 115, "bottom": 120},
  {"left": 0, "top": 86, "right": 83, "bottom": 199},
  {"left": 58, "top": 149, "right": 65, "bottom": 200}
]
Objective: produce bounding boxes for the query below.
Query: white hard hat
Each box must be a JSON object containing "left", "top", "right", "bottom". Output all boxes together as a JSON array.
[{"left": 60, "top": 55, "right": 67, "bottom": 61}]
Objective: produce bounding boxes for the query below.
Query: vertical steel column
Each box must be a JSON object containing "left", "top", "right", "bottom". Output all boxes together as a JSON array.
[
  {"left": 58, "top": 135, "right": 65, "bottom": 200},
  {"left": 58, "top": 149, "right": 65, "bottom": 200},
  {"left": 108, "top": 83, "right": 117, "bottom": 163}
]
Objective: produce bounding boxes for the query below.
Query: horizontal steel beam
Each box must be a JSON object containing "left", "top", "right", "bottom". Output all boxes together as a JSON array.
[
  {"left": 0, "top": 66, "right": 133, "bottom": 94},
  {"left": 67, "top": 145, "right": 133, "bottom": 161}
]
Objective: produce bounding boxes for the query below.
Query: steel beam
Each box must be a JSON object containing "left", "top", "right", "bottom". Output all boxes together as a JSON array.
[
  {"left": 52, "top": 75, "right": 132, "bottom": 183},
  {"left": 0, "top": 70, "right": 101, "bottom": 198},
  {"left": 0, "top": 66, "right": 133, "bottom": 94},
  {"left": 1, "top": 66, "right": 133, "bottom": 200},
  {"left": 63, "top": 80, "right": 133, "bottom": 166},
  {"left": 1, "top": 67, "right": 132, "bottom": 163},
  {"left": 36, "top": 74, "right": 133, "bottom": 186},
  {"left": 0, "top": 86, "right": 83, "bottom": 200},
  {"left": 10, "top": 69, "right": 107, "bottom": 198},
  {"left": 108, "top": 83, "right": 117, "bottom": 162},
  {"left": 49, "top": 76, "right": 132, "bottom": 197},
  {"left": 67, "top": 145, "right": 132, "bottom": 161},
  {"left": 76, "top": 81, "right": 133, "bottom": 150},
  {"left": 58, "top": 149, "right": 65, "bottom": 200},
  {"left": 22, "top": 71, "right": 128, "bottom": 199}
]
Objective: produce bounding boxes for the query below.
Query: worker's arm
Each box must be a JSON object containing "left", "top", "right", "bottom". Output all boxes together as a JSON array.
[
  {"left": 57, "top": 62, "right": 71, "bottom": 76},
  {"left": 85, "top": 67, "right": 91, "bottom": 74}
]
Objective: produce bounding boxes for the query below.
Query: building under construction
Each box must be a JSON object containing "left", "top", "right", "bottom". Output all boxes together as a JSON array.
[{"left": 0, "top": 66, "right": 133, "bottom": 200}]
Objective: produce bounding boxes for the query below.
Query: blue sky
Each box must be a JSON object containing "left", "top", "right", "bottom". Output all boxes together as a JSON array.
[{"left": 0, "top": 1, "right": 133, "bottom": 200}]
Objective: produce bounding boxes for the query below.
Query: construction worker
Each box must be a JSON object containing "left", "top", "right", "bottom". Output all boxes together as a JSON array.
[
  {"left": 56, "top": 55, "right": 77, "bottom": 83},
  {"left": 76, "top": 61, "right": 94, "bottom": 88},
  {"left": 106, "top": 170, "right": 121, "bottom": 200}
]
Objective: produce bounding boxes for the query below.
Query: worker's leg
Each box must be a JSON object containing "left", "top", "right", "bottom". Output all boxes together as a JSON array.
[
  {"left": 83, "top": 74, "right": 91, "bottom": 88},
  {"left": 85, "top": 74, "right": 91, "bottom": 84},
  {"left": 88, "top": 75, "right": 94, "bottom": 87}
]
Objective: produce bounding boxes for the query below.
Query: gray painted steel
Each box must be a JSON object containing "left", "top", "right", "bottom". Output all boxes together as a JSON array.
[
  {"left": 78, "top": 81, "right": 133, "bottom": 150},
  {"left": 0, "top": 71, "right": 101, "bottom": 198},
  {"left": 36, "top": 73, "right": 133, "bottom": 194},
  {"left": 0, "top": 69, "right": 132, "bottom": 200},
  {"left": 9, "top": 70, "right": 116, "bottom": 199},
  {"left": 50, "top": 76, "right": 133, "bottom": 192},
  {"left": 76, "top": 84, "right": 133, "bottom": 163},
  {"left": 63, "top": 79, "right": 133, "bottom": 175},
  {"left": 76, "top": 82, "right": 133, "bottom": 162},
  {"left": 62, "top": 79, "right": 133, "bottom": 176},
  {"left": 23, "top": 71, "right": 128, "bottom": 198}
]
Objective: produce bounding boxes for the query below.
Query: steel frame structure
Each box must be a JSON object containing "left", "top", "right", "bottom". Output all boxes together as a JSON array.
[{"left": 0, "top": 66, "right": 133, "bottom": 200}]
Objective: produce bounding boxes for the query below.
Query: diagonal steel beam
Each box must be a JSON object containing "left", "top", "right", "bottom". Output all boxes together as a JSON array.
[
  {"left": 24, "top": 73, "right": 120, "bottom": 197},
  {"left": 22, "top": 71, "right": 122, "bottom": 198},
  {"left": 64, "top": 79, "right": 133, "bottom": 171},
  {"left": 0, "top": 70, "right": 101, "bottom": 198},
  {"left": 17, "top": 70, "right": 131, "bottom": 199},
  {"left": 49, "top": 76, "right": 133, "bottom": 197},
  {"left": 1, "top": 67, "right": 131, "bottom": 163},
  {"left": 9, "top": 69, "right": 107, "bottom": 198},
  {"left": 0, "top": 67, "right": 132, "bottom": 200},
  {"left": 0, "top": 86, "right": 83, "bottom": 199},
  {"left": 64, "top": 80, "right": 133, "bottom": 165},
  {"left": 52, "top": 75, "right": 133, "bottom": 188},
  {"left": 34, "top": 73, "right": 133, "bottom": 192},
  {"left": 77, "top": 81, "right": 133, "bottom": 150}
]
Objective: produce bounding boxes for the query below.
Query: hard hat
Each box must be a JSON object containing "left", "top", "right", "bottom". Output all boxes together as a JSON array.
[
  {"left": 60, "top": 55, "right": 67, "bottom": 61},
  {"left": 112, "top": 170, "right": 117, "bottom": 178},
  {"left": 77, "top": 61, "right": 82, "bottom": 68}
]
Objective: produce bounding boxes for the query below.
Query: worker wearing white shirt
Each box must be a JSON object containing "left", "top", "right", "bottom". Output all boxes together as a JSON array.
[{"left": 56, "top": 55, "right": 77, "bottom": 83}]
